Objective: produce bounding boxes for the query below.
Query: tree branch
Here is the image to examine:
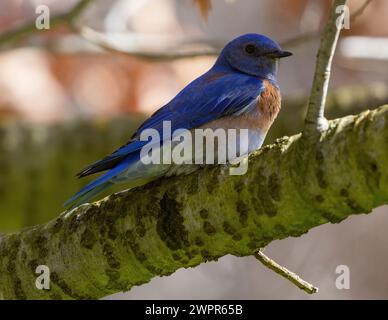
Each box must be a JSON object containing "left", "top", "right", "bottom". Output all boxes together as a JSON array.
[
  {"left": 0, "top": 0, "right": 372, "bottom": 57},
  {"left": 2, "top": 84, "right": 386, "bottom": 233},
  {"left": 79, "top": 27, "right": 219, "bottom": 61},
  {"left": 0, "top": 104, "right": 387, "bottom": 299},
  {"left": 0, "top": 0, "right": 94, "bottom": 47},
  {"left": 303, "top": 0, "right": 347, "bottom": 138},
  {"left": 254, "top": 250, "right": 318, "bottom": 294},
  {"left": 351, "top": 0, "right": 373, "bottom": 22}
]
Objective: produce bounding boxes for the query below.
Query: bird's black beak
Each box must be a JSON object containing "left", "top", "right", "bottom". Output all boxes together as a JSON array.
[{"left": 265, "top": 50, "right": 293, "bottom": 59}]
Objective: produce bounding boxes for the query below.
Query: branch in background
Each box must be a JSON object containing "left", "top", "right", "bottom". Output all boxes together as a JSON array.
[
  {"left": 351, "top": 0, "right": 373, "bottom": 22},
  {"left": 255, "top": 250, "right": 317, "bottom": 294},
  {"left": 0, "top": 0, "right": 221, "bottom": 59},
  {"left": 0, "top": 0, "right": 373, "bottom": 58},
  {"left": 79, "top": 27, "right": 219, "bottom": 61},
  {"left": 280, "top": 32, "right": 317, "bottom": 49},
  {"left": 0, "top": 105, "right": 387, "bottom": 299},
  {"left": 0, "top": 0, "right": 94, "bottom": 47},
  {"left": 303, "top": 0, "right": 347, "bottom": 138},
  {"left": 0, "top": 0, "right": 382, "bottom": 300},
  {"left": 77, "top": 0, "right": 372, "bottom": 59},
  {"left": 75, "top": 0, "right": 373, "bottom": 58}
]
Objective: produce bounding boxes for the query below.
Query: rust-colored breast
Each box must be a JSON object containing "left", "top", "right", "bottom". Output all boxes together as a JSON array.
[
  {"left": 256, "top": 79, "right": 281, "bottom": 132},
  {"left": 198, "top": 78, "right": 281, "bottom": 137}
]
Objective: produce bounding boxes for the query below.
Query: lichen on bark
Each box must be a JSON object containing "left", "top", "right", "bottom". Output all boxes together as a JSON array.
[
  {"left": 0, "top": 105, "right": 388, "bottom": 299},
  {"left": 1, "top": 85, "right": 387, "bottom": 232}
]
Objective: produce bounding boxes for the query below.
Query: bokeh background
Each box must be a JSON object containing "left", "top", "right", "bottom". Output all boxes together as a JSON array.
[{"left": 0, "top": 0, "right": 388, "bottom": 299}]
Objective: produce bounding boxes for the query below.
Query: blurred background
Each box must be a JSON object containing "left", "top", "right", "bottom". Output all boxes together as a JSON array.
[{"left": 0, "top": 0, "right": 388, "bottom": 299}]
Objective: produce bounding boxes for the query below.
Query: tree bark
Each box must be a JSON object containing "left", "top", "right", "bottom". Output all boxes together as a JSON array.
[
  {"left": 1, "top": 104, "right": 387, "bottom": 300},
  {"left": 1, "top": 84, "right": 387, "bottom": 232}
]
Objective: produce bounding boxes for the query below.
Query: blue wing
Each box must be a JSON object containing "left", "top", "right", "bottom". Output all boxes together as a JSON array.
[
  {"left": 76, "top": 72, "right": 264, "bottom": 178},
  {"left": 65, "top": 72, "right": 264, "bottom": 208}
]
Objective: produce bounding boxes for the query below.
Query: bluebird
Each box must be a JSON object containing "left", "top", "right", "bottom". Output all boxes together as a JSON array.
[{"left": 65, "top": 33, "right": 292, "bottom": 208}]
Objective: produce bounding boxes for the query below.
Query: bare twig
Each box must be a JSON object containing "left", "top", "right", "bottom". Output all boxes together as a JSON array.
[
  {"left": 280, "top": 32, "right": 317, "bottom": 49},
  {"left": 0, "top": 0, "right": 372, "bottom": 57},
  {"left": 303, "top": 0, "right": 347, "bottom": 139},
  {"left": 351, "top": 0, "right": 373, "bottom": 21},
  {"left": 79, "top": 27, "right": 219, "bottom": 61},
  {"left": 255, "top": 249, "right": 318, "bottom": 294},
  {"left": 80, "top": 0, "right": 371, "bottom": 59},
  {"left": 0, "top": 0, "right": 94, "bottom": 47}
]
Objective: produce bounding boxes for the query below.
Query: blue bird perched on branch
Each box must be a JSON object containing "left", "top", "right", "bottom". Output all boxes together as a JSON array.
[{"left": 65, "top": 33, "right": 292, "bottom": 209}]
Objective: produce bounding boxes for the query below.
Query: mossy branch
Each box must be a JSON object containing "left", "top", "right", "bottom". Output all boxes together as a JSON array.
[
  {"left": 0, "top": 105, "right": 388, "bottom": 299},
  {"left": 2, "top": 84, "right": 386, "bottom": 233}
]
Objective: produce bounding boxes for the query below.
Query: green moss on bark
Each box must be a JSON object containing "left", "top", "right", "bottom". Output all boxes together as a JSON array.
[{"left": 0, "top": 105, "right": 387, "bottom": 299}]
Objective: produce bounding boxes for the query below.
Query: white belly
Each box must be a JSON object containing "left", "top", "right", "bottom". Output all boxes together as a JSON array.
[{"left": 115, "top": 108, "right": 268, "bottom": 181}]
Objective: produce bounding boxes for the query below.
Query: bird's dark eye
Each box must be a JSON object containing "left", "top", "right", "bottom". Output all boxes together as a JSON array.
[{"left": 244, "top": 44, "right": 256, "bottom": 55}]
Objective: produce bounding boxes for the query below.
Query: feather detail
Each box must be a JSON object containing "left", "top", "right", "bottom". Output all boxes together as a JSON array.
[{"left": 256, "top": 79, "right": 281, "bottom": 132}]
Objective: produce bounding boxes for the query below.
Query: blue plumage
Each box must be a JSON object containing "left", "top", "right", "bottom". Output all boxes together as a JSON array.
[
  {"left": 64, "top": 154, "right": 138, "bottom": 207},
  {"left": 65, "top": 33, "right": 292, "bottom": 209}
]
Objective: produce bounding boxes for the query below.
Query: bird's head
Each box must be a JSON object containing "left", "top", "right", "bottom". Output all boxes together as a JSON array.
[{"left": 215, "top": 33, "right": 292, "bottom": 81}]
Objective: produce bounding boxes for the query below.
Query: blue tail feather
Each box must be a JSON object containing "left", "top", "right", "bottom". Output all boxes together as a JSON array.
[
  {"left": 64, "top": 181, "right": 114, "bottom": 209},
  {"left": 64, "top": 155, "right": 136, "bottom": 209}
]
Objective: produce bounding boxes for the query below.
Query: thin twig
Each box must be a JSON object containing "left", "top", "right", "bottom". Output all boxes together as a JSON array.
[
  {"left": 0, "top": 0, "right": 373, "bottom": 55},
  {"left": 303, "top": 0, "right": 347, "bottom": 139},
  {"left": 79, "top": 27, "right": 219, "bottom": 61},
  {"left": 79, "top": 0, "right": 371, "bottom": 58},
  {"left": 255, "top": 249, "right": 318, "bottom": 294},
  {"left": 0, "top": 0, "right": 94, "bottom": 47},
  {"left": 351, "top": 0, "right": 373, "bottom": 21},
  {"left": 280, "top": 32, "right": 317, "bottom": 49}
]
